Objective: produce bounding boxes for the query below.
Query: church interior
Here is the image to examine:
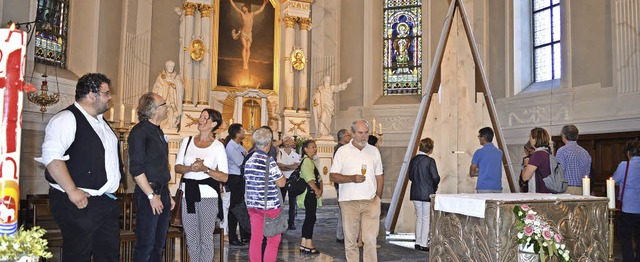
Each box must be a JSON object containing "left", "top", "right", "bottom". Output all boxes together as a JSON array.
[{"left": 1, "top": 0, "right": 639, "bottom": 261}]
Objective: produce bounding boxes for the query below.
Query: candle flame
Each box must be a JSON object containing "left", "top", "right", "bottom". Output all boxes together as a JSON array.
[{"left": 9, "top": 23, "right": 16, "bottom": 30}]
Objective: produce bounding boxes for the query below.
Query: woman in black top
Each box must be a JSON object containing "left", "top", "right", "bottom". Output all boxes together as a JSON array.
[{"left": 408, "top": 137, "right": 440, "bottom": 251}]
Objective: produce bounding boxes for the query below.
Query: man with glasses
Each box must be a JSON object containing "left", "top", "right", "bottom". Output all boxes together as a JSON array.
[
  {"left": 128, "top": 92, "right": 175, "bottom": 261},
  {"left": 469, "top": 127, "right": 503, "bottom": 193},
  {"left": 36, "top": 73, "right": 123, "bottom": 261}
]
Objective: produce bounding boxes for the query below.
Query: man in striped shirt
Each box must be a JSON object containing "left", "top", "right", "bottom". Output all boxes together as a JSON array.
[{"left": 556, "top": 124, "right": 592, "bottom": 195}]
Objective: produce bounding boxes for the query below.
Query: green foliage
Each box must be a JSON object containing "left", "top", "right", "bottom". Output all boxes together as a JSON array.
[
  {"left": 513, "top": 205, "right": 571, "bottom": 262},
  {"left": 0, "top": 226, "right": 53, "bottom": 260}
]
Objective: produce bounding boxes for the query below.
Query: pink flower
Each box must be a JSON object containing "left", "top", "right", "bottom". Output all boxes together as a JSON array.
[
  {"left": 554, "top": 234, "right": 563, "bottom": 243},
  {"left": 525, "top": 214, "right": 536, "bottom": 223},
  {"left": 542, "top": 229, "right": 553, "bottom": 240},
  {"left": 521, "top": 205, "right": 530, "bottom": 211},
  {"left": 523, "top": 225, "right": 534, "bottom": 236}
]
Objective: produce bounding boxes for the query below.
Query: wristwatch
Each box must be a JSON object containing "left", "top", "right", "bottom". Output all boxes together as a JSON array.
[{"left": 147, "top": 192, "right": 155, "bottom": 200}]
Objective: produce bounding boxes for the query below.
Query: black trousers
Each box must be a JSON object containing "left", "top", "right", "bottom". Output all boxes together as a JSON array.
[
  {"left": 301, "top": 191, "right": 317, "bottom": 239},
  {"left": 49, "top": 187, "right": 120, "bottom": 262},
  {"left": 281, "top": 184, "right": 297, "bottom": 226},
  {"left": 227, "top": 175, "right": 250, "bottom": 241},
  {"left": 619, "top": 212, "right": 640, "bottom": 262}
]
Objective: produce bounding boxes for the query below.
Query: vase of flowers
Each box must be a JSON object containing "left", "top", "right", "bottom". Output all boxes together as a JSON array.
[
  {"left": 513, "top": 205, "right": 571, "bottom": 262},
  {"left": 0, "top": 226, "right": 53, "bottom": 261}
]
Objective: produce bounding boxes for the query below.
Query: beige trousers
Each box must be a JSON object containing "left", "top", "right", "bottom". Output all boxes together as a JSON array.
[{"left": 339, "top": 196, "right": 381, "bottom": 262}]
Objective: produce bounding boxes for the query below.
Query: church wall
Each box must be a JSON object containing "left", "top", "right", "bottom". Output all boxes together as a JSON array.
[
  {"left": 338, "top": 0, "right": 364, "bottom": 110},
  {"left": 97, "top": 0, "right": 124, "bottom": 86},
  {"left": 486, "top": 0, "right": 507, "bottom": 99},
  {"left": 1, "top": 0, "right": 29, "bottom": 27},
  {"left": 67, "top": 0, "right": 100, "bottom": 76},
  {"left": 149, "top": 0, "right": 181, "bottom": 91}
]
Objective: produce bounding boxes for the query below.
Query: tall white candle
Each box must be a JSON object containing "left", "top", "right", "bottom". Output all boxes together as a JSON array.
[
  {"left": 372, "top": 119, "right": 376, "bottom": 134},
  {"left": 119, "top": 104, "right": 125, "bottom": 121},
  {"left": 230, "top": 118, "right": 233, "bottom": 124},
  {"left": 277, "top": 119, "right": 282, "bottom": 132},
  {"left": 582, "top": 176, "right": 590, "bottom": 196},
  {"left": 379, "top": 123, "right": 383, "bottom": 135},
  {"left": 108, "top": 108, "right": 114, "bottom": 122},
  {"left": 131, "top": 109, "right": 136, "bottom": 123},
  {"left": 606, "top": 177, "right": 616, "bottom": 209}
]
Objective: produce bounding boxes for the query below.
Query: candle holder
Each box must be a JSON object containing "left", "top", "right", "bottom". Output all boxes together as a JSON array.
[
  {"left": 608, "top": 208, "right": 618, "bottom": 262},
  {"left": 277, "top": 131, "right": 282, "bottom": 141}
]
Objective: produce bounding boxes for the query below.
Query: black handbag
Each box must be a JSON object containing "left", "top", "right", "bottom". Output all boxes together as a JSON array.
[
  {"left": 263, "top": 157, "right": 288, "bottom": 237},
  {"left": 287, "top": 158, "right": 309, "bottom": 196},
  {"left": 170, "top": 136, "right": 192, "bottom": 227}
]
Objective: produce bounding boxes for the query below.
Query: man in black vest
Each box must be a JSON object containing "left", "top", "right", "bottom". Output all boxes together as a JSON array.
[
  {"left": 128, "top": 92, "right": 175, "bottom": 262},
  {"left": 37, "top": 73, "right": 122, "bottom": 261}
]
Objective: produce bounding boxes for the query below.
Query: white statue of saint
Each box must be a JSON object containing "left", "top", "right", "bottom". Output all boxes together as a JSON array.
[
  {"left": 152, "top": 60, "right": 184, "bottom": 132},
  {"left": 313, "top": 76, "right": 352, "bottom": 138}
]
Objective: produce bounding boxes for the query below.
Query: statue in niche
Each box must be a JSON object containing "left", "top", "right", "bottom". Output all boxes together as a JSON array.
[
  {"left": 313, "top": 76, "right": 352, "bottom": 138},
  {"left": 152, "top": 60, "right": 184, "bottom": 132},
  {"left": 229, "top": 0, "right": 267, "bottom": 69}
]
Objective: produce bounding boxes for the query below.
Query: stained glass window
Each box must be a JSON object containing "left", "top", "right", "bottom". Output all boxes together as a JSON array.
[
  {"left": 532, "top": 0, "right": 560, "bottom": 82},
  {"left": 35, "top": 0, "right": 69, "bottom": 68},
  {"left": 383, "top": 0, "right": 422, "bottom": 96}
]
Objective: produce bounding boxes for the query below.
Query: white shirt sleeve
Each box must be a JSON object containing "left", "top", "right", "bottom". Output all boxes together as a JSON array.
[
  {"left": 175, "top": 136, "right": 190, "bottom": 166},
  {"left": 330, "top": 147, "right": 344, "bottom": 174},
  {"left": 34, "top": 111, "right": 76, "bottom": 166},
  {"left": 213, "top": 142, "right": 229, "bottom": 174},
  {"left": 374, "top": 148, "right": 384, "bottom": 176}
]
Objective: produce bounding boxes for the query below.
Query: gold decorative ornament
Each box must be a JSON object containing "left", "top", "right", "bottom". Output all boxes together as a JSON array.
[
  {"left": 298, "top": 17, "right": 312, "bottom": 30},
  {"left": 199, "top": 4, "right": 213, "bottom": 18},
  {"left": 190, "top": 39, "right": 206, "bottom": 61},
  {"left": 288, "top": 119, "right": 306, "bottom": 133},
  {"left": 183, "top": 2, "right": 198, "bottom": 16},
  {"left": 290, "top": 49, "right": 306, "bottom": 71},
  {"left": 283, "top": 16, "right": 297, "bottom": 28}
]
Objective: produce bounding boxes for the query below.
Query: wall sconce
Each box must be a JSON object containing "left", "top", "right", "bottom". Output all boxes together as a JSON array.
[{"left": 27, "top": 67, "right": 60, "bottom": 119}]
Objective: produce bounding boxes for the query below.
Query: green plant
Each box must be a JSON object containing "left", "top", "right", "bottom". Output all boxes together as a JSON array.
[
  {"left": 513, "top": 205, "right": 571, "bottom": 262},
  {"left": 0, "top": 226, "right": 53, "bottom": 260}
]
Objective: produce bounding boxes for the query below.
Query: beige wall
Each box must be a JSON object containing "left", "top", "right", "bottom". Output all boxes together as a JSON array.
[
  {"left": 149, "top": 0, "right": 181, "bottom": 90},
  {"left": 97, "top": 0, "right": 124, "bottom": 84}
]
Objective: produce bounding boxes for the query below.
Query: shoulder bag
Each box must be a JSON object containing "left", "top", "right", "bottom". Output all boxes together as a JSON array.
[
  {"left": 616, "top": 161, "right": 630, "bottom": 210},
  {"left": 263, "top": 156, "right": 288, "bottom": 237},
  {"left": 170, "top": 136, "right": 192, "bottom": 227}
]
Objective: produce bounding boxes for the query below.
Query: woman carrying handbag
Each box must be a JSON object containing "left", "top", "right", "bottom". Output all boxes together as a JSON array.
[
  {"left": 613, "top": 139, "right": 640, "bottom": 262},
  {"left": 174, "top": 109, "right": 229, "bottom": 262},
  {"left": 297, "top": 139, "right": 323, "bottom": 255}
]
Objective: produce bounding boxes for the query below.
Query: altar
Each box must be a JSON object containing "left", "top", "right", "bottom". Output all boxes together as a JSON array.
[{"left": 429, "top": 193, "right": 609, "bottom": 261}]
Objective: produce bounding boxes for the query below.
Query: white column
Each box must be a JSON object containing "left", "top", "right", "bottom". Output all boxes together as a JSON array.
[
  {"left": 182, "top": 2, "right": 197, "bottom": 105},
  {"left": 283, "top": 16, "right": 296, "bottom": 110},
  {"left": 198, "top": 4, "right": 213, "bottom": 105},
  {"left": 297, "top": 18, "right": 311, "bottom": 110},
  {"left": 261, "top": 97, "right": 268, "bottom": 126},
  {"left": 235, "top": 95, "right": 243, "bottom": 126}
]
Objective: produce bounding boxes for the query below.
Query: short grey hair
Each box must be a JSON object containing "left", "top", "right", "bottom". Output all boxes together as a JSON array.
[
  {"left": 137, "top": 92, "right": 159, "bottom": 122},
  {"left": 350, "top": 120, "right": 370, "bottom": 133},
  {"left": 253, "top": 127, "right": 273, "bottom": 149},
  {"left": 337, "top": 129, "right": 349, "bottom": 141}
]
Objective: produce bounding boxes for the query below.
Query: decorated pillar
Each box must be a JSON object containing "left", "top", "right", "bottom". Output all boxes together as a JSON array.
[
  {"left": 282, "top": 15, "right": 296, "bottom": 110},
  {"left": 182, "top": 2, "right": 198, "bottom": 105},
  {"left": 198, "top": 4, "right": 213, "bottom": 105},
  {"left": 0, "top": 24, "right": 36, "bottom": 235},
  {"left": 297, "top": 18, "right": 311, "bottom": 111}
]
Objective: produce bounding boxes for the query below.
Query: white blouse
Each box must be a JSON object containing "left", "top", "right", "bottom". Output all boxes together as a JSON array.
[{"left": 175, "top": 136, "right": 229, "bottom": 198}]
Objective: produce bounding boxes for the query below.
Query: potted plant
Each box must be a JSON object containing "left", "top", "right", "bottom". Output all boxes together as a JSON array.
[{"left": 0, "top": 226, "right": 53, "bottom": 262}]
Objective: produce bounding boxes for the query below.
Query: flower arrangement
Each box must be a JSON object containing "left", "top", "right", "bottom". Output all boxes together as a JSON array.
[
  {"left": 0, "top": 226, "right": 53, "bottom": 260},
  {"left": 513, "top": 205, "right": 571, "bottom": 262}
]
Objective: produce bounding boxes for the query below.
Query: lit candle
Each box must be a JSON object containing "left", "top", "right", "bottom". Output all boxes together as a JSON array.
[
  {"left": 131, "top": 109, "right": 136, "bottom": 123},
  {"left": 230, "top": 118, "right": 233, "bottom": 124},
  {"left": 372, "top": 119, "right": 376, "bottom": 134},
  {"left": 606, "top": 177, "right": 615, "bottom": 209},
  {"left": 582, "top": 175, "right": 590, "bottom": 196},
  {"left": 378, "top": 123, "right": 383, "bottom": 135},
  {"left": 108, "top": 107, "right": 114, "bottom": 122},
  {"left": 1, "top": 23, "right": 31, "bottom": 235},
  {"left": 119, "top": 104, "right": 125, "bottom": 121}
]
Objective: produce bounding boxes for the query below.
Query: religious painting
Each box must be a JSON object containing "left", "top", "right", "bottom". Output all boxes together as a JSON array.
[
  {"left": 383, "top": 0, "right": 422, "bottom": 96},
  {"left": 217, "top": 0, "right": 275, "bottom": 90}
]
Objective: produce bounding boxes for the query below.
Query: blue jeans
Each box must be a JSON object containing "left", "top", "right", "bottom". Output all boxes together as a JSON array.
[{"left": 133, "top": 186, "right": 171, "bottom": 262}]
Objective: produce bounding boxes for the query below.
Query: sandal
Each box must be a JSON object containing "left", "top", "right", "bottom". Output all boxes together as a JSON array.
[
  {"left": 299, "top": 245, "right": 309, "bottom": 253},
  {"left": 306, "top": 247, "right": 320, "bottom": 255}
]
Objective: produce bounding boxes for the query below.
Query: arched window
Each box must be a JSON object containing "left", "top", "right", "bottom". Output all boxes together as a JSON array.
[
  {"left": 532, "top": 0, "right": 561, "bottom": 82},
  {"left": 35, "top": 0, "right": 69, "bottom": 68},
  {"left": 383, "top": 0, "right": 422, "bottom": 96}
]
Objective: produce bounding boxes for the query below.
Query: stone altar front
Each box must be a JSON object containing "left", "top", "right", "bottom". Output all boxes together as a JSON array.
[{"left": 429, "top": 193, "right": 609, "bottom": 261}]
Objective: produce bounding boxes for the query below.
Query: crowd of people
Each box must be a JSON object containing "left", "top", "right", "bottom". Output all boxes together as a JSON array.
[{"left": 37, "top": 72, "right": 638, "bottom": 261}]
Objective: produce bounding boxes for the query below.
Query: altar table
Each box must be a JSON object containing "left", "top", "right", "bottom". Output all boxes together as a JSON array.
[{"left": 429, "top": 193, "right": 609, "bottom": 261}]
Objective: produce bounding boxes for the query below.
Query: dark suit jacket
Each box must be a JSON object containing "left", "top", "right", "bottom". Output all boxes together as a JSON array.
[{"left": 408, "top": 154, "right": 440, "bottom": 202}]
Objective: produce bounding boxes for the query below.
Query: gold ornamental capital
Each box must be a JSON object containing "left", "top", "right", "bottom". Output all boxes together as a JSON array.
[
  {"left": 199, "top": 4, "right": 214, "bottom": 18},
  {"left": 298, "top": 17, "right": 312, "bottom": 30},
  {"left": 283, "top": 16, "right": 297, "bottom": 28},
  {"left": 183, "top": 2, "right": 198, "bottom": 16}
]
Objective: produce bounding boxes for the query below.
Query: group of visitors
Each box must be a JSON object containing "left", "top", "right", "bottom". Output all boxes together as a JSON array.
[{"left": 36, "top": 71, "right": 638, "bottom": 261}]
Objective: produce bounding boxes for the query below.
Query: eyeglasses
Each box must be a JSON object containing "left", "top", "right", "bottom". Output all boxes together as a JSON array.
[
  {"left": 157, "top": 102, "right": 167, "bottom": 107},
  {"left": 98, "top": 91, "right": 111, "bottom": 97}
]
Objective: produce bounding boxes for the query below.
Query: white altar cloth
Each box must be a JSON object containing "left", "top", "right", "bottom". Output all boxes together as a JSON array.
[{"left": 434, "top": 193, "right": 601, "bottom": 218}]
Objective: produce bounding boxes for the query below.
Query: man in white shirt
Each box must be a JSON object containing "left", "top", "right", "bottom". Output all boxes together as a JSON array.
[
  {"left": 276, "top": 136, "right": 300, "bottom": 229},
  {"left": 330, "top": 120, "right": 384, "bottom": 262},
  {"left": 36, "top": 73, "right": 122, "bottom": 261}
]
